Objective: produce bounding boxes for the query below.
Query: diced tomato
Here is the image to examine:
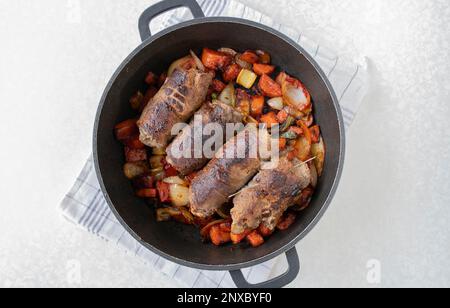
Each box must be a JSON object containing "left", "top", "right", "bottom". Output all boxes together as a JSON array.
[
  {"left": 156, "top": 181, "right": 171, "bottom": 203},
  {"left": 277, "top": 212, "right": 296, "bottom": 231},
  {"left": 211, "top": 79, "right": 226, "bottom": 93},
  {"left": 135, "top": 188, "right": 157, "bottom": 198},
  {"left": 164, "top": 164, "right": 178, "bottom": 177},
  {"left": 132, "top": 175, "right": 154, "bottom": 189},
  {"left": 231, "top": 230, "right": 251, "bottom": 244},
  {"left": 201, "top": 48, "right": 232, "bottom": 70},
  {"left": 260, "top": 111, "right": 279, "bottom": 128},
  {"left": 276, "top": 109, "right": 289, "bottom": 123},
  {"left": 250, "top": 95, "right": 265, "bottom": 117},
  {"left": 123, "top": 135, "right": 145, "bottom": 149},
  {"left": 209, "top": 225, "right": 231, "bottom": 246},
  {"left": 309, "top": 125, "right": 320, "bottom": 144},
  {"left": 158, "top": 72, "right": 167, "bottom": 87},
  {"left": 240, "top": 51, "right": 259, "bottom": 64},
  {"left": 253, "top": 63, "right": 275, "bottom": 76},
  {"left": 145, "top": 72, "right": 158, "bottom": 86},
  {"left": 297, "top": 186, "right": 314, "bottom": 210},
  {"left": 222, "top": 63, "right": 241, "bottom": 83},
  {"left": 246, "top": 231, "right": 264, "bottom": 247},
  {"left": 125, "top": 147, "right": 147, "bottom": 163},
  {"left": 279, "top": 138, "right": 287, "bottom": 150},
  {"left": 258, "top": 224, "right": 274, "bottom": 237},
  {"left": 219, "top": 222, "right": 232, "bottom": 233},
  {"left": 115, "top": 119, "right": 138, "bottom": 141},
  {"left": 289, "top": 126, "right": 304, "bottom": 136},
  {"left": 259, "top": 74, "right": 282, "bottom": 98}
]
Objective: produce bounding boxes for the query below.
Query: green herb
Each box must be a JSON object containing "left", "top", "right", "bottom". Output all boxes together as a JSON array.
[
  {"left": 211, "top": 93, "right": 218, "bottom": 100},
  {"left": 280, "top": 116, "right": 295, "bottom": 132}
]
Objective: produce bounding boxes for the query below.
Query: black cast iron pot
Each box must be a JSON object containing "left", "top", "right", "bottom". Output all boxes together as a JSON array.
[{"left": 93, "top": 0, "right": 345, "bottom": 288}]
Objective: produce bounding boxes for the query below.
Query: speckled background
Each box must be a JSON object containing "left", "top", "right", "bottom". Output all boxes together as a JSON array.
[{"left": 0, "top": 0, "right": 449, "bottom": 288}]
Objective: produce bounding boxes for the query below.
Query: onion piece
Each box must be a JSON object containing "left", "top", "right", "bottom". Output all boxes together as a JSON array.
[
  {"left": 169, "top": 184, "right": 190, "bottom": 207},
  {"left": 156, "top": 207, "right": 181, "bottom": 222},
  {"left": 218, "top": 83, "right": 236, "bottom": 107},
  {"left": 234, "top": 53, "right": 252, "bottom": 70},
  {"left": 168, "top": 55, "right": 192, "bottom": 76},
  {"left": 179, "top": 207, "right": 195, "bottom": 225},
  {"left": 152, "top": 147, "right": 166, "bottom": 156},
  {"left": 163, "top": 176, "right": 188, "bottom": 186},
  {"left": 218, "top": 47, "right": 237, "bottom": 57},
  {"left": 267, "top": 97, "right": 284, "bottom": 111},
  {"left": 190, "top": 50, "right": 205, "bottom": 72},
  {"left": 149, "top": 155, "right": 165, "bottom": 168},
  {"left": 282, "top": 82, "right": 310, "bottom": 112},
  {"left": 311, "top": 137, "right": 325, "bottom": 176}
]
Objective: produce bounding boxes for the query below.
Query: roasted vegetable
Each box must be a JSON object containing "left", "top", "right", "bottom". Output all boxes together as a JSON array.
[
  {"left": 246, "top": 231, "right": 264, "bottom": 247},
  {"left": 294, "top": 121, "right": 312, "bottom": 161},
  {"left": 268, "top": 97, "right": 284, "bottom": 111},
  {"left": 237, "top": 69, "right": 257, "bottom": 89},
  {"left": 277, "top": 212, "right": 296, "bottom": 231},
  {"left": 149, "top": 155, "right": 165, "bottom": 168},
  {"left": 156, "top": 207, "right": 181, "bottom": 222},
  {"left": 124, "top": 147, "right": 147, "bottom": 163},
  {"left": 123, "top": 161, "right": 150, "bottom": 179},
  {"left": 230, "top": 230, "right": 251, "bottom": 244},
  {"left": 132, "top": 175, "right": 154, "bottom": 189},
  {"left": 234, "top": 53, "right": 253, "bottom": 70},
  {"left": 256, "top": 50, "right": 271, "bottom": 64},
  {"left": 163, "top": 176, "right": 188, "bottom": 186},
  {"left": 169, "top": 184, "right": 190, "bottom": 207},
  {"left": 223, "top": 63, "right": 241, "bottom": 83},
  {"left": 200, "top": 219, "right": 228, "bottom": 239},
  {"left": 218, "top": 47, "right": 237, "bottom": 57},
  {"left": 123, "top": 135, "right": 146, "bottom": 149},
  {"left": 253, "top": 63, "right": 275, "bottom": 76},
  {"left": 260, "top": 112, "right": 279, "bottom": 128},
  {"left": 278, "top": 138, "right": 287, "bottom": 150},
  {"left": 276, "top": 108, "right": 289, "bottom": 123},
  {"left": 190, "top": 50, "right": 205, "bottom": 71},
  {"left": 237, "top": 99, "right": 251, "bottom": 117},
  {"left": 152, "top": 147, "right": 166, "bottom": 156},
  {"left": 239, "top": 51, "right": 259, "bottom": 64},
  {"left": 310, "top": 125, "right": 321, "bottom": 144},
  {"left": 296, "top": 187, "right": 314, "bottom": 210},
  {"left": 156, "top": 181, "right": 171, "bottom": 203},
  {"left": 211, "top": 79, "right": 226, "bottom": 93},
  {"left": 145, "top": 72, "right": 158, "bottom": 86},
  {"left": 250, "top": 95, "right": 265, "bottom": 117},
  {"left": 281, "top": 131, "right": 298, "bottom": 140},
  {"left": 129, "top": 91, "right": 144, "bottom": 111},
  {"left": 258, "top": 224, "right": 274, "bottom": 237},
  {"left": 219, "top": 83, "right": 236, "bottom": 107},
  {"left": 259, "top": 74, "right": 282, "bottom": 98},
  {"left": 115, "top": 119, "right": 138, "bottom": 141},
  {"left": 201, "top": 48, "right": 231, "bottom": 70},
  {"left": 311, "top": 137, "right": 325, "bottom": 176},
  {"left": 136, "top": 188, "right": 157, "bottom": 198},
  {"left": 210, "top": 225, "right": 231, "bottom": 246},
  {"left": 280, "top": 116, "right": 295, "bottom": 132}
]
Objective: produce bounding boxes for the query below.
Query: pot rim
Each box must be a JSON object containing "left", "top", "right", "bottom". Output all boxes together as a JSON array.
[{"left": 93, "top": 16, "right": 346, "bottom": 271}]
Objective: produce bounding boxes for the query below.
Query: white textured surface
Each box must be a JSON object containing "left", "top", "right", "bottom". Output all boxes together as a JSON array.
[{"left": 0, "top": 0, "right": 449, "bottom": 288}]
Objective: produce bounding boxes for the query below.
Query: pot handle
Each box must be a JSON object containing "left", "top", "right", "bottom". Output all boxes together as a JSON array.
[
  {"left": 230, "top": 247, "right": 300, "bottom": 288},
  {"left": 138, "top": 0, "right": 205, "bottom": 42}
]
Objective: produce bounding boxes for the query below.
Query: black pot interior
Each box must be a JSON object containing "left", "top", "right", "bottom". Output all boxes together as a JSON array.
[{"left": 95, "top": 20, "right": 342, "bottom": 269}]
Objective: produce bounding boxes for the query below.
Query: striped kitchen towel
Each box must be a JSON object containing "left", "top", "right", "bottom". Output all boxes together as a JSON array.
[{"left": 60, "top": 0, "right": 368, "bottom": 288}]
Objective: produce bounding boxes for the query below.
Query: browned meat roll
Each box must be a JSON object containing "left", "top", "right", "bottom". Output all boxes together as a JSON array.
[
  {"left": 166, "top": 101, "right": 244, "bottom": 175},
  {"left": 231, "top": 156, "right": 311, "bottom": 234},
  {"left": 137, "top": 68, "right": 214, "bottom": 148},
  {"left": 189, "top": 125, "right": 270, "bottom": 218}
]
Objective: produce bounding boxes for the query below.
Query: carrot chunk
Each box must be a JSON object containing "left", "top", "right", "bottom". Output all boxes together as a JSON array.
[
  {"left": 240, "top": 51, "right": 259, "bottom": 64},
  {"left": 260, "top": 111, "right": 279, "bottom": 128},
  {"left": 135, "top": 188, "right": 157, "bottom": 198},
  {"left": 277, "top": 212, "right": 297, "bottom": 231},
  {"left": 278, "top": 138, "right": 287, "bottom": 150},
  {"left": 201, "top": 48, "right": 232, "bottom": 70},
  {"left": 253, "top": 63, "right": 275, "bottom": 76},
  {"left": 246, "top": 231, "right": 265, "bottom": 247},
  {"left": 145, "top": 72, "right": 158, "bottom": 86},
  {"left": 210, "top": 225, "right": 231, "bottom": 246},
  {"left": 250, "top": 95, "right": 265, "bottom": 117},
  {"left": 258, "top": 224, "right": 274, "bottom": 237},
  {"left": 276, "top": 109, "right": 289, "bottom": 123},
  {"left": 259, "top": 74, "right": 282, "bottom": 98},
  {"left": 231, "top": 230, "right": 251, "bottom": 244},
  {"left": 223, "top": 63, "right": 241, "bottom": 83},
  {"left": 156, "top": 181, "right": 171, "bottom": 203},
  {"left": 123, "top": 135, "right": 145, "bottom": 149},
  {"left": 115, "top": 119, "right": 138, "bottom": 141}
]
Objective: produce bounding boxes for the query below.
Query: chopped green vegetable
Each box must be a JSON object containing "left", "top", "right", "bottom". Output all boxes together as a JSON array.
[
  {"left": 281, "top": 131, "right": 298, "bottom": 140},
  {"left": 211, "top": 93, "right": 218, "bottom": 100},
  {"left": 280, "top": 116, "right": 295, "bottom": 132}
]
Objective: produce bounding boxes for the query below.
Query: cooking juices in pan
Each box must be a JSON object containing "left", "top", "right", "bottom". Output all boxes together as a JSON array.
[{"left": 114, "top": 47, "right": 326, "bottom": 248}]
